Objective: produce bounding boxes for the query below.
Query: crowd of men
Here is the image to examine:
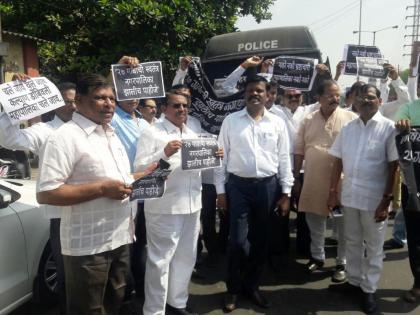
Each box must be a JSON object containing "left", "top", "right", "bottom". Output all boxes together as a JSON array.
[{"left": 1, "top": 53, "right": 420, "bottom": 315}]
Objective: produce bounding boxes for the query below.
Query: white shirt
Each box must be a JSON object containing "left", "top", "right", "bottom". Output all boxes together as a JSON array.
[
  {"left": 214, "top": 107, "right": 293, "bottom": 194},
  {"left": 379, "top": 77, "right": 411, "bottom": 120},
  {"left": 133, "top": 118, "right": 202, "bottom": 215},
  {"left": 221, "top": 65, "right": 272, "bottom": 95},
  {"left": 329, "top": 111, "right": 398, "bottom": 211},
  {"left": 138, "top": 117, "right": 157, "bottom": 135},
  {"left": 0, "top": 113, "right": 64, "bottom": 219},
  {"left": 38, "top": 113, "right": 134, "bottom": 256},
  {"left": 0, "top": 113, "right": 63, "bottom": 156},
  {"left": 407, "top": 76, "right": 419, "bottom": 101}
]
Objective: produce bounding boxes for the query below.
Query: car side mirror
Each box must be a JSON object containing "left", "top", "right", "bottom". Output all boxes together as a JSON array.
[{"left": 0, "top": 188, "right": 12, "bottom": 209}]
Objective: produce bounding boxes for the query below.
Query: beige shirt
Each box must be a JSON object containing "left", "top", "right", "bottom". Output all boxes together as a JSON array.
[{"left": 294, "top": 107, "right": 357, "bottom": 216}]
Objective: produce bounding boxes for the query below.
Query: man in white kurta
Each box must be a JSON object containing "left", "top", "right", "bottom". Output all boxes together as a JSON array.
[
  {"left": 328, "top": 84, "right": 399, "bottom": 314},
  {"left": 134, "top": 92, "right": 201, "bottom": 315}
]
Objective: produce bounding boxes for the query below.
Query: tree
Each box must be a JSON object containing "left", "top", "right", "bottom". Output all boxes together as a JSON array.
[{"left": 0, "top": 0, "right": 274, "bottom": 83}]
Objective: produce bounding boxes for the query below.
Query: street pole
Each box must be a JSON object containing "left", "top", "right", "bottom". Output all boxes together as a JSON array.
[
  {"left": 373, "top": 31, "right": 376, "bottom": 46},
  {"left": 358, "top": 0, "right": 362, "bottom": 45}
]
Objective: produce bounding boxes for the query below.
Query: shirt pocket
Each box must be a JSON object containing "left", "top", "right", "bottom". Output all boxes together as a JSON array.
[
  {"left": 258, "top": 132, "right": 278, "bottom": 152},
  {"left": 364, "top": 139, "right": 384, "bottom": 159}
]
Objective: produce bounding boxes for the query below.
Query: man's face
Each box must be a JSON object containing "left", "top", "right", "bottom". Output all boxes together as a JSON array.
[
  {"left": 355, "top": 87, "right": 381, "bottom": 116},
  {"left": 55, "top": 89, "right": 76, "bottom": 122},
  {"left": 76, "top": 86, "right": 116, "bottom": 125},
  {"left": 245, "top": 81, "right": 268, "bottom": 111},
  {"left": 140, "top": 99, "right": 157, "bottom": 123},
  {"left": 162, "top": 94, "right": 189, "bottom": 128},
  {"left": 266, "top": 86, "right": 278, "bottom": 107},
  {"left": 319, "top": 84, "right": 340, "bottom": 114},
  {"left": 119, "top": 99, "right": 139, "bottom": 114},
  {"left": 283, "top": 89, "right": 303, "bottom": 110}
]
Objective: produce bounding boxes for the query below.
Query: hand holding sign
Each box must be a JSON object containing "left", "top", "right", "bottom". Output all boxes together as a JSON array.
[
  {"left": 383, "top": 63, "right": 398, "bottom": 81},
  {"left": 117, "top": 55, "right": 140, "bottom": 68},
  {"left": 164, "top": 140, "right": 182, "bottom": 157},
  {"left": 101, "top": 179, "right": 133, "bottom": 200}
]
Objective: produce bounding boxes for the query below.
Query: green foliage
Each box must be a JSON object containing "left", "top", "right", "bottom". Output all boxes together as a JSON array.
[
  {"left": 1, "top": 0, "right": 274, "bottom": 83},
  {"left": 399, "top": 68, "right": 410, "bottom": 84}
]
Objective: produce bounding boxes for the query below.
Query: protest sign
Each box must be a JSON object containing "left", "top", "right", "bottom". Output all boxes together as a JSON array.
[
  {"left": 185, "top": 62, "right": 245, "bottom": 135},
  {"left": 0, "top": 77, "right": 65, "bottom": 125},
  {"left": 129, "top": 168, "right": 171, "bottom": 201},
  {"left": 342, "top": 44, "right": 382, "bottom": 75},
  {"left": 111, "top": 62, "right": 165, "bottom": 101},
  {"left": 272, "top": 56, "right": 318, "bottom": 91},
  {"left": 356, "top": 57, "right": 389, "bottom": 79},
  {"left": 181, "top": 137, "right": 221, "bottom": 170},
  {"left": 396, "top": 128, "right": 420, "bottom": 212}
]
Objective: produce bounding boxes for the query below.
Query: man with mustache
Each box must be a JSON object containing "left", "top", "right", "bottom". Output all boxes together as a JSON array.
[
  {"left": 37, "top": 74, "right": 152, "bottom": 315},
  {"left": 215, "top": 75, "right": 293, "bottom": 311},
  {"left": 328, "top": 84, "right": 398, "bottom": 313},
  {"left": 293, "top": 80, "right": 357, "bottom": 282}
]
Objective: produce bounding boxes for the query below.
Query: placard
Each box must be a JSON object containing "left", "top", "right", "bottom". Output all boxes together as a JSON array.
[
  {"left": 272, "top": 56, "right": 318, "bottom": 91},
  {"left": 356, "top": 57, "right": 389, "bottom": 79},
  {"left": 111, "top": 62, "right": 165, "bottom": 101},
  {"left": 181, "top": 137, "right": 221, "bottom": 170},
  {"left": 342, "top": 44, "right": 382, "bottom": 75},
  {"left": 396, "top": 128, "right": 420, "bottom": 212},
  {"left": 129, "top": 168, "right": 171, "bottom": 201},
  {"left": 0, "top": 77, "right": 65, "bottom": 124}
]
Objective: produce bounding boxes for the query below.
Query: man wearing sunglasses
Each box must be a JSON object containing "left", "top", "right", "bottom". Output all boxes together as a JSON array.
[{"left": 134, "top": 91, "right": 203, "bottom": 315}]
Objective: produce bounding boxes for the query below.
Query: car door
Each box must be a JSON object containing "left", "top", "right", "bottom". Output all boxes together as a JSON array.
[{"left": 0, "top": 195, "right": 29, "bottom": 313}]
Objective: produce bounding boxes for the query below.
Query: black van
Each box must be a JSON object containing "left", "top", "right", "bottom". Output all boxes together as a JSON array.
[{"left": 201, "top": 26, "right": 325, "bottom": 101}]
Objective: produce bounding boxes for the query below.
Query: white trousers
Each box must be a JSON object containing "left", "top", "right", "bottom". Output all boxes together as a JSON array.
[
  {"left": 343, "top": 207, "right": 387, "bottom": 293},
  {"left": 305, "top": 212, "right": 346, "bottom": 265},
  {"left": 143, "top": 211, "right": 200, "bottom": 315}
]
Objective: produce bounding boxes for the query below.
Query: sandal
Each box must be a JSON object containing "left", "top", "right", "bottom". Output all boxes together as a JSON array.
[{"left": 404, "top": 288, "right": 420, "bottom": 303}]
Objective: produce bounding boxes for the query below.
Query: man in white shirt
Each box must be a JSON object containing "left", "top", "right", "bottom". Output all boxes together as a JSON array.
[
  {"left": 0, "top": 79, "right": 76, "bottom": 315},
  {"left": 134, "top": 91, "right": 203, "bottom": 315},
  {"left": 138, "top": 98, "right": 157, "bottom": 133},
  {"left": 215, "top": 75, "right": 293, "bottom": 312},
  {"left": 37, "top": 74, "right": 137, "bottom": 315},
  {"left": 328, "top": 84, "right": 399, "bottom": 314}
]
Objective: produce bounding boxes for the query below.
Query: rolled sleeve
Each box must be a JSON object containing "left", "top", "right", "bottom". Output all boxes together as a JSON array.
[
  {"left": 214, "top": 119, "right": 229, "bottom": 194},
  {"left": 134, "top": 128, "right": 164, "bottom": 172},
  {"left": 277, "top": 120, "right": 293, "bottom": 193},
  {"left": 329, "top": 130, "right": 343, "bottom": 158},
  {"left": 386, "top": 129, "right": 399, "bottom": 162}
]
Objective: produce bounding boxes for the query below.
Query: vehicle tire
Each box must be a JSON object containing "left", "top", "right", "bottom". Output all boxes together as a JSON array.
[{"left": 33, "top": 241, "right": 58, "bottom": 305}]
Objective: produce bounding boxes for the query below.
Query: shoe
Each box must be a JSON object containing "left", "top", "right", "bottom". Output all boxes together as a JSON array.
[
  {"left": 362, "top": 292, "right": 377, "bottom": 314},
  {"left": 305, "top": 258, "right": 324, "bottom": 273},
  {"left": 244, "top": 290, "right": 271, "bottom": 308},
  {"left": 223, "top": 293, "right": 237, "bottom": 313},
  {"left": 328, "top": 282, "right": 361, "bottom": 294},
  {"left": 404, "top": 287, "right": 420, "bottom": 303},
  {"left": 331, "top": 264, "right": 346, "bottom": 283},
  {"left": 383, "top": 239, "right": 404, "bottom": 250},
  {"left": 166, "top": 304, "right": 197, "bottom": 315}
]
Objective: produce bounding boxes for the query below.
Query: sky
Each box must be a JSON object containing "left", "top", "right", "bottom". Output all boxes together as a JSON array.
[{"left": 236, "top": 0, "right": 413, "bottom": 87}]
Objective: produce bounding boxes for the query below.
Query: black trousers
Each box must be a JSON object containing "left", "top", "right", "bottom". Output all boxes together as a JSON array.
[
  {"left": 63, "top": 245, "right": 130, "bottom": 315},
  {"left": 201, "top": 184, "right": 229, "bottom": 255},
  {"left": 226, "top": 174, "right": 278, "bottom": 293},
  {"left": 131, "top": 202, "right": 147, "bottom": 297},
  {"left": 50, "top": 218, "right": 66, "bottom": 315},
  {"left": 402, "top": 184, "right": 420, "bottom": 288}
]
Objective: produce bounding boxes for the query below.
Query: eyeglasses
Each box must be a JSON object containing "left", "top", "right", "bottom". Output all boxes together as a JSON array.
[
  {"left": 355, "top": 95, "right": 378, "bottom": 102},
  {"left": 286, "top": 94, "right": 301, "bottom": 100},
  {"left": 64, "top": 99, "right": 76, "bottom": 106},
  {"left": 169, "top": 103, "right": 189, "bottom": 109}
]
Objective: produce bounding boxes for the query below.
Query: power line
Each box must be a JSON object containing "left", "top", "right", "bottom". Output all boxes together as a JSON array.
[
  {"left": 312, "top": 2, "right": 360, "bottom": 33},
  {"left": 308, "top": 0, "right": 361, "bottom": 27}
]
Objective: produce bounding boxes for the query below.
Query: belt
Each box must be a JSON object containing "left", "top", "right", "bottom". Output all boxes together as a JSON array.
[{"left": 229, "top": 173, "right": 276, "bottom": 183}]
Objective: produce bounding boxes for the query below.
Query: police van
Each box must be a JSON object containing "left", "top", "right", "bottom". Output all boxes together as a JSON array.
[{"left": 201, "top": 26, "right": 324, "bottom": 101}]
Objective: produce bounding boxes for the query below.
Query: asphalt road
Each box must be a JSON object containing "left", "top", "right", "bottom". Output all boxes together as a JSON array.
[{"left": 10, "top": 215, "right": 420, "bottom": 315}]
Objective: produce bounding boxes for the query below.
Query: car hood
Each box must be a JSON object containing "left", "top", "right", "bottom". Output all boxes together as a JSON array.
[{"left": 0, "top": 178, "right": 40, "bottom": 209}]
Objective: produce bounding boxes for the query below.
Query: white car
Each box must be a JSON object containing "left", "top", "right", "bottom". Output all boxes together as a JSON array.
[{"left": 0, "top": 178, "right": 57, "bottom": 314}]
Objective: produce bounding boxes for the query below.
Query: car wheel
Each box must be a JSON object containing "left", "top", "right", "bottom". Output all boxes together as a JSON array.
[{"left": 33, "top": 242, "right": 58, "bottom": 304}]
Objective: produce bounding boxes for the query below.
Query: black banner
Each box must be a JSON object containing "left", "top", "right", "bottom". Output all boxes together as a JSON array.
[
  {"left": 396, "top": 128, "right": 420, "bottom": 212},
  {"left": 181, "top": 137, "right": 221, "bottom": 170},
  {"left": 129, "top": 168, "right": 171, "bottom": 201},
  {"left": 342, "top": 45, "right": 382, "bottom": 75},
  {"left": 185, "top": 62, "right": 245, "bottom": 135},
  {"left": 111, "top": 62, "right": 165, "bottom": 101},
  {"left": 272, "top": 56, "right": 318, "bottom": 91}
]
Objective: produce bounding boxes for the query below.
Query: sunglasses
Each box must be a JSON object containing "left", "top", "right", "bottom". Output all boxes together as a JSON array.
[{"left": 286, "top": 94, "right": 301, "bottom": 100}]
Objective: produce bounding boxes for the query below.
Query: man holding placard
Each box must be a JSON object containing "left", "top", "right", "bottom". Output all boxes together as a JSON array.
[{"left": 134, "top": 91, "right": 210, "bottom": 315}]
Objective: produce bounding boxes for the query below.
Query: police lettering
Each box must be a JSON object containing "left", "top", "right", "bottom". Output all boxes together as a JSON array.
[{"left": 237, "top": 40, "right": 278, "bottom": 52}]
